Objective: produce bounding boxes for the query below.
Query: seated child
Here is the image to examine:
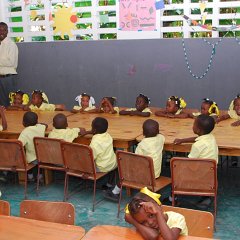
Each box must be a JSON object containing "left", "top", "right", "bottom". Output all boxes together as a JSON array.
[
  {"left": 135, "top": 119, "right": 165, "bottom": 178},
  {"left": 81, "top": 117, "right": 117, "bottom": 172},
  {"left": 48, "top": 113, "right": 84, "bottom": 142},
  {"left": 125, "top": 187, "right": 188, "bottom": 240},
  {"left": 7, "top": 90, "right": 29, "bottom": 110},
  {"left": 18, "top": 111, "right": 47, "bottom": 181},
  {"left": 119, "top": 94, "right": 151, "bottom": 117},
  {"left": 155, "top": 96, "right": 188, "bottom": 118},
  {"left": 190, "top": 98, "right": 219, "bottom": 120},
  {"left": 96, "top": 97, "right": 119, "bottom": 114},
  {"left": 174, "top": 114, "right": 218, "bottom": 163},
  {"left": 24, "top": 90, "right": 62, "bottom": 111},
  {"left": 104, "top": 119, "right": 165, "bottom": 202},
  {"left": 0, "top": 106, "right": 7, "bottom": 131},
  {"left": 72, "top": 93, "right": 96, "bottom": 113},
  {"left": 216, "top": 94, "right": 240, "bottom": 126}
]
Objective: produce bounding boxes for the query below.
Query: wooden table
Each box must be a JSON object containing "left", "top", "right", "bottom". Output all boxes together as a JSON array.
[
  {"left": 82, "top": 225, "right": 213, "bottom": 240},
  {"left": 0, "top": 215, "right": 85, "bottom": 240},
  {"left": 65, "top": 113, "right": 144, "bottom": 151}
]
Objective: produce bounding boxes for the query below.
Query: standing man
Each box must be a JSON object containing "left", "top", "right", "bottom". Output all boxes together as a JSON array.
[{"left": 0, "top": 22, "right": 18, "bottom": 106}]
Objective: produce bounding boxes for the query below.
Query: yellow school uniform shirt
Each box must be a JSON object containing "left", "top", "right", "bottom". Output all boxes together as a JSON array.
[
  {"left": 29, "top": 102, "right": 56, "bottom": 111},
  {"left": 90, "top": 132, "right": 117, "bottom": 172},
  {"left": 192, "top": 112, "right": 217, "bottom": 117},
  {"left": 165, "top": 211, "right": 188, "bottom": 236},
  {"left": 188, "top": 133, "right": 218, "bottom": 163},
  {"left": 135, "top": 134, "right": 165, "bottom": 178},
  {"left": 125, "top": 107, "right": 152, "bottom": 113},
  {"left": 18, "top": 124, "right": 46, "bottom": 163},
  {"left": 73, "top": 106, "right": 96, "bottom": 111},
  {"left": 101, "top": 106, "right": 120, "bottom": 113},
  {"left": 0, "top": 125, "right": 3, "bottom": 131},
  {"left": 48, "top": 128, "right": 80, "bottom": 142},
  {"left": 228, "top": 101, "right": 240, "bottom": 120}
]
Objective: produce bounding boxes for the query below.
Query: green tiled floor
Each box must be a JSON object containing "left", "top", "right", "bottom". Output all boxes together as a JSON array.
[{"left": 0, "top": 162, "right": 239, "bottom": 240}]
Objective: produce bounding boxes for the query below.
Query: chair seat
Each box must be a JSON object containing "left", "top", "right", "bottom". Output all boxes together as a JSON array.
[
  {"left": 66, "top": 169, "right": 108, "bottom": 180},
  {"left": 39, "top": 163, "right": 65, "bottom": 171},
  {"left": 122, "top": 176, "right": 171, "bottom": 192},
  {"left": 173, "top": 189, "right": 215, "bottom": 196},
  {"left": 0, "top": 163, "right": 35, "bottom": 172}
]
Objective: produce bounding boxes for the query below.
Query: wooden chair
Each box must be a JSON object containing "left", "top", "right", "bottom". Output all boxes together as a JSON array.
[
  {"left": 0, "top": 200, "right": 10, "bottom": 215},
  {"left": 20, "top": 200, "right": 75, "bottom": 225},
  {"left": 61, "top": 142, "right": 109, "bottom": 211},
  {"left": 34, "top": 137, "right": 65, "bottom": 194},
  {"left": 116, "top": 150, "right": 171, "bottom": 217},
  {"left": 162, "top": 205, "right": 214, "bottom": 238},
  {"left": 0, "top": 139, "right": 35, "bottom": 199},
  {"left": 170, "top": 157, "right": 218, "bottom": 221}
]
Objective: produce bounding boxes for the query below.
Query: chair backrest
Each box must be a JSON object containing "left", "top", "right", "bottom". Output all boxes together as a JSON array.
[
  {"left": 162, "top": 205, "right": 214, "bottom": 238},
  {"left": 116, "top": 150, "right": 156, "bottom": 190},
  {"left": 34, "top": 137, "right": 64, "bottom": 166},
  {"left": 0, "top": 200, "right": 10, "bottom": 216},
  {"left": 61, "top": 142, "right": 96, "bottom": 175},
  {"left": 20, "top": 200, "right": 75, "bottom": 225},
  {"left": 170, "top": 157, "right": 217, "bottom": 193},
  {"left": 0, "top": 139, "right": 27, "bottom": 171}
]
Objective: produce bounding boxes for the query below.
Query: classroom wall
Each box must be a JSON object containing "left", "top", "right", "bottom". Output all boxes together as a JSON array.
[{"left": 16, "top": 38, "right": 240, "bottom": 110}]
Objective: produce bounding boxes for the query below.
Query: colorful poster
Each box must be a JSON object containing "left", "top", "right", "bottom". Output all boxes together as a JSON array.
[{"left": 119, "top": 0, "right": 156, "bottom": 31}]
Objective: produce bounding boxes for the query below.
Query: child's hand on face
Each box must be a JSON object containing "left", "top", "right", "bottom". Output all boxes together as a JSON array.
[{"left": 139, "top": 202, "right": 159, "bottom": 215}]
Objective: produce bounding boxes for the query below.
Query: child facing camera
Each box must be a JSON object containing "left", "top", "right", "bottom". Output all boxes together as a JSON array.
[
  {"left": 125, "top": 187, "right": 188, "bottom": 240},
  {"left": 216, "top": 94, "right": 240, "bottom": 126},
  {"left": 72, "top": 93, "right": 96, "bottom": 113},
  {"left": 190, "top": 98, "right": 219, "bottom": 120},
  {"left": 24, "top": 90, "right": 63, "bottom": 111},
  {"left": 7, "top": 90, "right": 29, "bottom": 110},
  {"left": 119, "top": 94, "right": 151, "bottom": 117},
  {"left": 155, "top": 96, "right": 188, "bottom": 118},
  {"left": 97, "top": 97, "right": 119, "bottom": 114}
]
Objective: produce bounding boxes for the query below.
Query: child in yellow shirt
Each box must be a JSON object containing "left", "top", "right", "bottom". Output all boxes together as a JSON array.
[
  {"left": 81, "top": 117, "right": 117, "bottom": 172},
  {"left": 125, "top": 187, "right": 188, "bottom": 240},
  {"left": 18, "top": 111, "right": 47, "bottom": 181},
  {"left": 72, "top": 93, "right": 96, "bottom": 113},
  {"left": 119, "top": 94, "right": 151, "bottom": 117},
  {"left": 7, "top": 90, "right": 29, "bottom": 110},
  {"left": 48, "top": 113, "right": 84, "bottom": 142},
  {"left": 155, "top": 96, "right": 188, "bottom": 118},
  {"left": 216, "top": 94, "right": 240, "bottom": 126},
  {"left": 96, "top": 97, "right": 119, "bottom": 114}
]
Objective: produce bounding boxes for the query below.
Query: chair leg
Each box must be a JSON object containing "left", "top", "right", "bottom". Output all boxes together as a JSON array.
[
  {"left": 214, "top": 196, "right": 217, "bottom": 226},
  {"left": 92, "top": 179, "right": 97, "bottom": 212},
  {"left": 36, "top": 166, "right": 40, "bottom": 196},
  {"left": 24, "top": 171, "right": 28, "bottom": 199},
  {"left": 117, "top": 185, "right": 123, "bottom": 218},
  {"left": 64, "top": 174, "right": 69, "bottom": 201},
  {"left": 172, "top": 192, "right": 175, "bottom": 206}
]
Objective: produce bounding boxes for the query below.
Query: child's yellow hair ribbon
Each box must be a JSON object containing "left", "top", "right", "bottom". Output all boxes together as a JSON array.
[
  {"left": 125, "top": 187, "right": 161, "bottom": 214},
  {"left": 179, "top": 98, "right": 187, "bottom": 109},
  {"left": 208, "top": 102, "right": 219, "bottom": 116}
]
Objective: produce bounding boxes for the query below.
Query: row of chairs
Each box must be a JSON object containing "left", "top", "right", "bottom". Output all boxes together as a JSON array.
[
  {"left": 0, "top": 138, "right": 217, "bottom": 220},
  {"left": 0, "top": 199, "right": 214, "bottom": 238}
]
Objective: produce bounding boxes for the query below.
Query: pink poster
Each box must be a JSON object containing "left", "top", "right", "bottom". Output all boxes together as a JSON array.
[{"left": 119, "top": 0, "right": 156, "bottom": 31}]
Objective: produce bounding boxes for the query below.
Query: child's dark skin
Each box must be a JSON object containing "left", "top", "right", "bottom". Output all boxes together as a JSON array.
[{"left": 119, "top": 96, "right": 150, "bottom": 117}]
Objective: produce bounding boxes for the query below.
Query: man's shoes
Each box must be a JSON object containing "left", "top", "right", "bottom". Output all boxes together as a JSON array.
[{"left": 103, "top": 190, "right": 119, "bottom": 202}]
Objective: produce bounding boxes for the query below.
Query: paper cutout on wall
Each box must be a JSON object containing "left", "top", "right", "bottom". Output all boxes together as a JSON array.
[
  {"left": 128, "top": 64, "right": 137, "bottom": 76},
  {"left": 119, "top": 0, "right": 156, "bottom": 31},
  {"left": 24, "top": 0, "right": 30, "bottom": 6},
  {"left": 201, "top": 12, "right": 207, "bottom": 25},
  {"left": 199, "top": 2, "right": 206, "bottom": 15},
  {"left": 155, "top": 0, "right": 165, "bottom": 10},
  {"left": 30, "top": 10, "right": 37, "bottom": 19},
  {"left": 100, "top": 14, "right": 109, "bottom": 24},
  {"left": 52, "top": 6, "right": 77, "bottom": 38}
]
